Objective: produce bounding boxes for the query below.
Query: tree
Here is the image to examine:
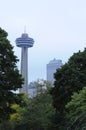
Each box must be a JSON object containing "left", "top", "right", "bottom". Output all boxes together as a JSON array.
[
  {"left": 66, "top": 87, "right": 86, "bottom": 130},
  {"left": 21, "top": 92, "right": 55, "bottom": 130},
  {"left": 9, "top": 80, "right": 55, "bottom": 130},
  {"left": 9, "top": 94, "right": 30, "bottom": 130},
  {"left": 29, "top": 79, "right": 53, "bottom": 97},
  {"left": 50, "top": 48, "right": 86, "bottom": 129},
  {"left": 51, "top": 48, "right": 86, "bottom": 111},
  {"left": 0, "top": 28, "right": 23, "bottom": 122}
]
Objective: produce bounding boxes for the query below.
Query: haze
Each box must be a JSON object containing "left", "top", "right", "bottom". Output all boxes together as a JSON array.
[{"left": 0, "top": 0, "right": 86, "bottom": 82}]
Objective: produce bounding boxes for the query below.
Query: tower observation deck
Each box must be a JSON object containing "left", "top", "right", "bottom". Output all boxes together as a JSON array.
[{"left": 16, "top": 33, "right": 34, "bottom": 93}]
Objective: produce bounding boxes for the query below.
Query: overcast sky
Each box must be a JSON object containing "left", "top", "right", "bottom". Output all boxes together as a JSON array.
[{"left": 0, "top": 0, "right": 86, "bottom": 82}]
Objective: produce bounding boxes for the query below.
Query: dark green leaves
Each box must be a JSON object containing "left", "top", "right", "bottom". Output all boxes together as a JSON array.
[{"left": 0, "top": 28, "right": 23, "bottom": 122}]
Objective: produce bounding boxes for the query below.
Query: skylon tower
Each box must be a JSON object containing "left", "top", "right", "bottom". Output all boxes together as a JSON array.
[{"left": 16, "top": 32, "right": 34, "bottom": 93}]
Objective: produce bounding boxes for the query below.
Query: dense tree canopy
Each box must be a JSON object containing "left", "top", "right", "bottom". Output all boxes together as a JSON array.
[
  {"left": 66, "top": 87, "right": 86, "bottom": 129},
  {"left": 51, "top": 48, "right": 86, "bottom": 111},
  {"left": 50, "top": 48, "right": 86, "bottom": 129},
  {"left": 0, "top": 28, "right": 23, "bottom": 122},
  {"left": 7, "top": 80, "right": 55, "bottom": 130},
  {"left": 23, "top": 93, "right": 55, "bottom": 130}
]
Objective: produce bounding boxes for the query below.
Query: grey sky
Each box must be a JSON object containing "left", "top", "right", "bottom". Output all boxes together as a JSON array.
[{"left": 0, "top": 0, "right": 86, "bottom": 82}]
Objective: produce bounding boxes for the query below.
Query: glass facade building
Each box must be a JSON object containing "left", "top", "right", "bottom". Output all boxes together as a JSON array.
[{"left": 47, "top": 58, "right": 63, "bottom": 83}]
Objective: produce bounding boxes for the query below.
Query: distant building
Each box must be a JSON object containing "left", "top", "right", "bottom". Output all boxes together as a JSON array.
[
  {"left": 28, "top": 80, "right": 47, "bottom": 98},
  {"left": 28, "top": 84, "right": 37, "bottom": 98},
  {"left": 47, "top": 58, "right": 63, "bottom": 83}
]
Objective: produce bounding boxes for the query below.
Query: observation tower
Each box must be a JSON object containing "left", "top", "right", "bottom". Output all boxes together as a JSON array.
[{"left": 16, "top": 32, "right": 34, "bottom": 93}]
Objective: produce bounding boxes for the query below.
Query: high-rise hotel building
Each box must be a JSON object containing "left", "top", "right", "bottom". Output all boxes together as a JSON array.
[{"left": 47, "top": 58, "right": 63, "bottom": 83}]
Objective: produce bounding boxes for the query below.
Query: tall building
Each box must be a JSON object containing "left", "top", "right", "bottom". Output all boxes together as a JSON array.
[
  {"left": 47, "top": 58, "right": 63, "bottom": 83},
  {"left": 15, "top": 32, "right": 34, "bottom": 93}
]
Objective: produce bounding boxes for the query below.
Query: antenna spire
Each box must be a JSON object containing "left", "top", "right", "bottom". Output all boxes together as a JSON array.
[{"left": 24, "top": 26, "right": 26, "bottom": 33}]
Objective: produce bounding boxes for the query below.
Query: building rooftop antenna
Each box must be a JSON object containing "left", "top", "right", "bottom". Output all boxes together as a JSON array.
[{"left": 24, "top": 25, "right": 26, "bottom": 33}]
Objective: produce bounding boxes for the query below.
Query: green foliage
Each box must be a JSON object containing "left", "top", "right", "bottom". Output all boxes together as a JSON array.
[
  {"left": 9, "top": 94, "right": 30, "bottom": 129},
  {"left": 21, "top": 93, "right": 55, "bottom": 130},
  {"left": 10, "top": 104, "right": 24, "bottom": 126},
  {"left": 8, "top": 82, "right": 55, "bottom": 130},
  {"left": 29, "top": 79, "right": 53, "bottom": 96},
  {"left": 50, "top": 48, "right": 86, "bottom": 129},
  {"left": 66, "top": 87, "right": 86, "bottom": 129},
  {"left": 51, "top": 48, "right": 86, "bottom": 111},
  {"left": 0, "top": 28, "right": 23, "bottom": 122}
]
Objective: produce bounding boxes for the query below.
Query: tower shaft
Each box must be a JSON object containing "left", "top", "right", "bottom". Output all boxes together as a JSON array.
[
  {"left": 20, "top": 47, "right": 28, "bottom": 93},
  {"left": 16, "top": 32, "right": 34, "bottom": 94}
]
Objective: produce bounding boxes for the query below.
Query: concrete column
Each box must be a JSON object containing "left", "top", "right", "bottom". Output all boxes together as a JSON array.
[{"left": 20, "top": 47, "right": 28, "bottom": 93}]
